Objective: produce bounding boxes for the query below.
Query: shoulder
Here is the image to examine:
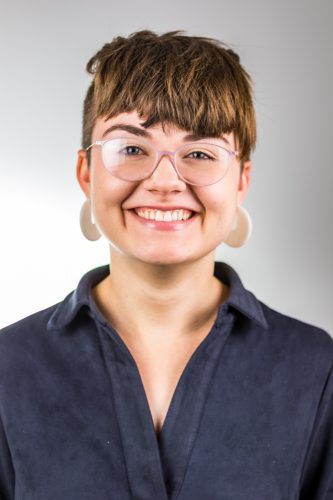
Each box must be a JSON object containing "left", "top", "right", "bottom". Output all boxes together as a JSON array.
[
  {"left": 0, "top": 302, "right": 60, "bottom": 339},
  {"left": 1, "top": 303, "right": 59, "bottom": 333},
  {"left": 0, "top": 304, "right": 62, "bottom": 362},
  {"left": 261, "top": 299, "right": 332, "bottom": 347},
  {"left": 258, "top": 299, "right": 333, "bottom": 368},
  {"left": 216, "top": 261, "right": 333, "bottom": 363},
  {"left": 0, "top": 305, "right": 61, "bottom": 406},
  {"left": 0, "top": 265, "right": 109, "bottom": 348}
]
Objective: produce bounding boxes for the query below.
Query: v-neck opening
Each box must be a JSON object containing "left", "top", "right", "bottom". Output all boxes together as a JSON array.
[
  {"left": 93, "top": 299, "right": 233, "bottom": 499},
  {"left": 91, "top": 292, "right": 227, "bottom": 435},
  {"left": 156, "top": 309, "right": 234, "bottom": 499},
  {"left": 156, "top": 303, "right": 228, "bottom": 438}
]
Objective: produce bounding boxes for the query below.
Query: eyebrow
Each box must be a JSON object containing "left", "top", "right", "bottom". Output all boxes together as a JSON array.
[
  {"left": 102, "top": 124, "right": 152, "bottom": 138},
  {"left": 102, "top": 123, "right": 231, "bottom": 146},
  {"left": 183, "top": 132, "right": 231, "bottom": 146}
]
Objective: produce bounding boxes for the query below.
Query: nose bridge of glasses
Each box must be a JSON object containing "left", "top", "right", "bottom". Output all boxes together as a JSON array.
[{"left": 153, "top": 150, "right": 179, "bottom": 177}]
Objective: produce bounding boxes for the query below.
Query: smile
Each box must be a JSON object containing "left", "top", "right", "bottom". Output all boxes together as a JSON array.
[{"left": 134, "top": 208, "right": 193, "bottom": 222}]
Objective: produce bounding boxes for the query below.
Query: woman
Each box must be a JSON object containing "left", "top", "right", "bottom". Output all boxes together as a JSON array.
[{"left": 0, "top": 30, "right": 332, "bottom": 500}]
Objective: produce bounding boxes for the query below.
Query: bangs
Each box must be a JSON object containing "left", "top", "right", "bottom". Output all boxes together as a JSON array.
[{"left": 83, "top": 31, "right": 256, "bottom": 159}]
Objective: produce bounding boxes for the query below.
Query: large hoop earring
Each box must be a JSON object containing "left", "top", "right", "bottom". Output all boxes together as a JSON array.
[
  {"left": 79, "top": 199, "right": 101, "bottom": 241},
  {"left": 224, "top": 205, "right": 252, "bottom": 247}
]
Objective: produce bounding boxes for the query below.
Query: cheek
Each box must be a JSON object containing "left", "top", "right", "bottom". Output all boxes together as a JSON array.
[
  {"left": 90, "top": 168, "right": 132, "bottom": 222},
  {"left": 198, "top": 182, "right": 238, "bottom": 219},
  {"left": 197, "top": 181, "right": 239, "bottom": 243}
]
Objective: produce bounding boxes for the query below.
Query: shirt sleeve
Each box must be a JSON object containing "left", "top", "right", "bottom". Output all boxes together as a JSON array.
[
  {"left": 0, "top": 414, "right": 15, "bottom": 500},
  {"left": 299, "top": 362, "right": 333, "bottom": 500}
]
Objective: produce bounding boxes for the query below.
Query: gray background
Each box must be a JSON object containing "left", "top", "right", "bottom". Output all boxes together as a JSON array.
[{"left": 0, "top": 0, "right": 332, "bottom": 333}]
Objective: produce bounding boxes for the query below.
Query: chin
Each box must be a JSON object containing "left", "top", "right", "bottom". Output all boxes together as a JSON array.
[
  {"left": 139, "top": 255, "right": 192, "bottom": 267},
  {"left": 130, "top": 247, "right": 199, "bottom": 267},
  {"left": 136, "top": 245, "right": 217, "bottom": 267}
]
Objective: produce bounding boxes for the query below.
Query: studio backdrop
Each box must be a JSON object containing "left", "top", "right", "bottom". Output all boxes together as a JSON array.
[{"left": 0, "top": 0, "right": 332, "bottom": 334}]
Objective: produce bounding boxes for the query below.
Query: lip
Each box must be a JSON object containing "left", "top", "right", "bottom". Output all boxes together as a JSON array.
[
  {"left": 127, "top": 209, "right": 200, "bottom": 231},
  {"left": 127, "top": 205, "right": 200, "bottom": 213}
]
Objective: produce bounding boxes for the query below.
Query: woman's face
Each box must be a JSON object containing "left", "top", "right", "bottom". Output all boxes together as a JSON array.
[{"left": 77, "top": 111, "right": 251, "bottom": 266}]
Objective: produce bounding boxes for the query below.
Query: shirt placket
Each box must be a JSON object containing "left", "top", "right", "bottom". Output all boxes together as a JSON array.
[
  {"left": 97, "top": 320, "right": 169, "bottom": 500},
  {"left": 157, "top": 309, "right": 235, "bottom": 499}
]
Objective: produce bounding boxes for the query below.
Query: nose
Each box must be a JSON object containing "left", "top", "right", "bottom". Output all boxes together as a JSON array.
[{"left": 142, "top": 153, "right": 186, "bottom": 193}]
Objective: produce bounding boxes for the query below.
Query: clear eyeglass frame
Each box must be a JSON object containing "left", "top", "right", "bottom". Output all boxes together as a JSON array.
[{"left": 85, "top": 137, "right": 239, "bottom": 187}]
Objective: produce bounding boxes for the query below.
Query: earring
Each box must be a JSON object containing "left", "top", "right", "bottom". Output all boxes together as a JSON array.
[
  {"left": 79, "top": 199, "right": 101, "bottom": 241},
  {"left": 224, "top": 205, "right": 252, "bottom": 247}
]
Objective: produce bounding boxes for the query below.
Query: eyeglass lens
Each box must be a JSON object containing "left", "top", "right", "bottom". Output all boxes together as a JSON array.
[{"left": 100, "top": 138, "right": 232, "bottom": 185}]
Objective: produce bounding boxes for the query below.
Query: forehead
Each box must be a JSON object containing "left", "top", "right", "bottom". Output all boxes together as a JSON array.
[{"left": 92, "top": 111, "right": 236, "bottom": 149}]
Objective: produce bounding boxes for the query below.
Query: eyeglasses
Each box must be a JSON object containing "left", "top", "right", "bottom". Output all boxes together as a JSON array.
[{"left": 86, "top": 137, "right": 239, "bottom": 187}]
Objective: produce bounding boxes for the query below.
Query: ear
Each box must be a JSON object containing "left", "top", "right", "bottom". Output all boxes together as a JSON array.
[
  {"left": 76, "top": 150, "right": 91, "bottom": 198},
  {"left": 237, "top": 160, "right": 251, "bottom": 204}
]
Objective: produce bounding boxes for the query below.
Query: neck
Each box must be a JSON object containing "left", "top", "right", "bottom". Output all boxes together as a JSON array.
[{"left": 92, "top": 250, "right": 228, "bottom": 347}]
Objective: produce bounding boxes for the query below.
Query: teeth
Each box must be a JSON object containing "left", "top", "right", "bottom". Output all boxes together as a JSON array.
[
  {"left": 135, "top": 208, "right": 193, "bottom": 221},
  {"left": 155, "top": 210, "right": 164, "bottom": 221}
]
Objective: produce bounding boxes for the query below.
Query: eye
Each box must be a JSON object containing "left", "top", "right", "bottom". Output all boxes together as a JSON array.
[
  {"left": 121, "top": 145, "right": 145, "bottom": 156},
  {"left": 186, "top": 150, "right": 214, "bottom": 160}
]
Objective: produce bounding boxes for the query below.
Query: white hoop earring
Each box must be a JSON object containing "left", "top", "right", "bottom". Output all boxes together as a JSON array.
[
  {"left": 79, "top": 199, "right": 101, "bottom": 241},
  {"left": 224, "top": 205, "right": 252, "bottom": 248}
]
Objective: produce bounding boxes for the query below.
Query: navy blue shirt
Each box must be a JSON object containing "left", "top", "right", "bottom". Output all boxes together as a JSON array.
[{"left": 0, "top": 262, "right": 332, "bottom": 500}]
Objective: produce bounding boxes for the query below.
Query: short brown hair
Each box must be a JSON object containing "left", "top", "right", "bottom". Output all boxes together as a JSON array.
[{"left": 82, "top": 30, "right": 256, "bottom": 160}]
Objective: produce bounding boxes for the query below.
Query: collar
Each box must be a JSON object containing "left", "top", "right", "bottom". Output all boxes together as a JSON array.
[
  {"left": 213, "top": 262, "right": 268, "bottom": 328},
  {"left": 47, "top": 262, "right": 268, "bottom": 331}
]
